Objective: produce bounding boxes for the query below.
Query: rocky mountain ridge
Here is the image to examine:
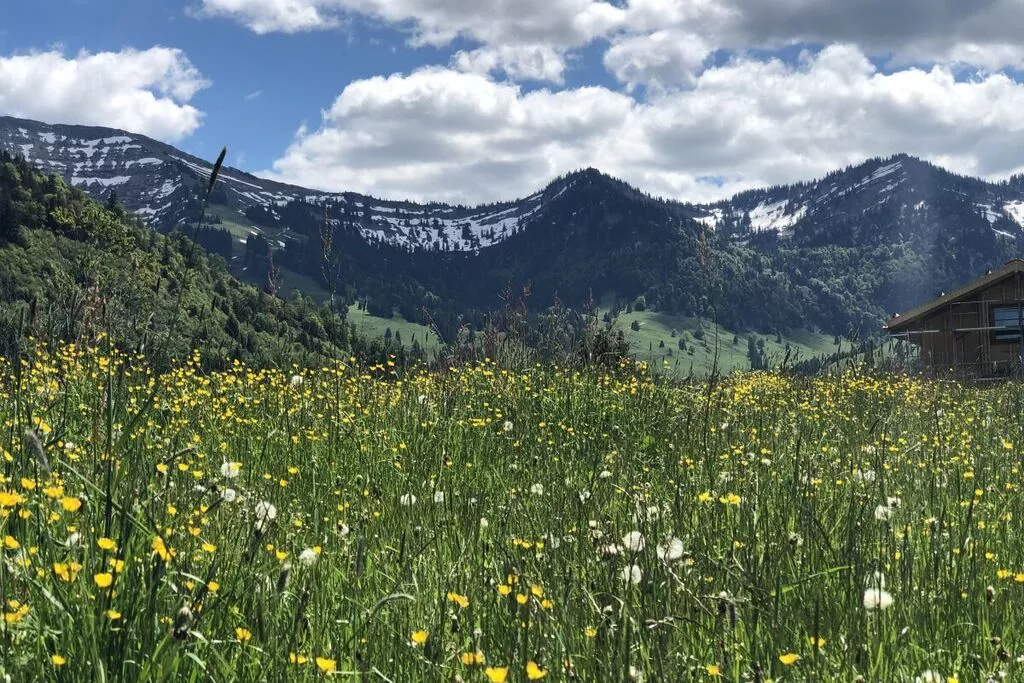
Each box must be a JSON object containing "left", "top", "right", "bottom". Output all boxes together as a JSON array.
[{"left": 6, "top": 115, "right": 1023, "bottom": 255}]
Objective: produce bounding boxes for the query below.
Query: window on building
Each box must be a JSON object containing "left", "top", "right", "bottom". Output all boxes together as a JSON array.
[{"left": 992, "top": 305, "right": 1023, "bottom": 342}]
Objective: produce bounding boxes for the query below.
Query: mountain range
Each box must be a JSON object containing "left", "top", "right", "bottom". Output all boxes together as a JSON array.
[{"left": 3, "top": 114, "right": 1022, "bottom": 341}]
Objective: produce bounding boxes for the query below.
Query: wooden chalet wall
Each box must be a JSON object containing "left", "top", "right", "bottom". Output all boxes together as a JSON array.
[{"left": 903, "top": 271, "right": 1024, "bottom": 376}]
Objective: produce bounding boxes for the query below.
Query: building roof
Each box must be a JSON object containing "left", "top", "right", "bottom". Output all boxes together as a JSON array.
[{"left": 884, "top": 259, "right": 1024, "bottom": 332}]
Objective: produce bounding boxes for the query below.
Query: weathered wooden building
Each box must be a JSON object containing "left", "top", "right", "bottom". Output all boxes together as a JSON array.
[{"left": 884, "top": 259, "right": 1024, "bottom": 378}]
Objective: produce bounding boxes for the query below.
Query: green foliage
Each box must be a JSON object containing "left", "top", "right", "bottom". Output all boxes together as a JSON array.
[
  {"left": 0, "top": 350, "right": 1020, "bottom": 681},
  {"left": 0, "top": 151, "right": 356, "bottom": 370}
]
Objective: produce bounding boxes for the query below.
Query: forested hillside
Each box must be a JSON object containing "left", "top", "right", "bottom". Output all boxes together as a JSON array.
[
  {"left": 5, "top": 116, "right": 1024, "bottom": 345},
  {"left": 0, "top": 150, "right": 360, "bottom": 369}
]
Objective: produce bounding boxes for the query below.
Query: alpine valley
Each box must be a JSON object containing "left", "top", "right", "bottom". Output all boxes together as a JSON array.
[{"left": 4, "top": 113, "right": 1024, "bottom": 362}]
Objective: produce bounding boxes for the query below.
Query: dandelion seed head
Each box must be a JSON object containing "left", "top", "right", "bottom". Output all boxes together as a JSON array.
[
  {"left": 620, "top": 563, "right": 642, "bottom": 584},
  {"left": 220, "top": 461, "right": 242, "bottom": 479},
  {"left": 622, "top": 531, "right": 645, "bottom": 553},
  {"left": 298, "top": 548, "right": 317, "bottom": 567},
  {"left": 255, "top": 501, "right": 277, "bottom": 521},
  {"left": 657, "top": 537, "right": 685, "bottom": 562},
  {"left": 863, "top": 587, "right": 894, "bottom": 610}
]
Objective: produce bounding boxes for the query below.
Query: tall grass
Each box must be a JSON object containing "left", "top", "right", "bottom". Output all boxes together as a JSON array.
[{"left": 0, "top": 344, "right": 1021, "bottom": 681}]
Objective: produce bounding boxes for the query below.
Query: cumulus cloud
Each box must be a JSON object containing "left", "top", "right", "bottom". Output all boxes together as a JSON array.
[
  {"left": 266, "top": 67, "right": 634, "bottom": 202},
  {"left": 197, "top": 0, "right": 1024, "bottom": 202},
  {"left": 453, "top": 45, "right": 568, "bottom": 83},
  {"left": 0, "top": 47, "right": 208, "bottom": 141},
  {"left": 890, "top": 42, "right": 1024, "bottom": 72},
  {"left": 603, "top": 31, "right": 712, "bottom": 91},
  {"left": 190, "top": 0, "right": 340, "bottom": 33},
  {"left": 195, "top": 0, "right": 624, "bottom": 47},
  {"left": 266, "top": 45, "right": 1024, "bottom": 205},
  {"left": 722, "top": 0, "right": 1021, "bottom": 51},
  {"left": 194, "top": 0, "right": 1024, "bottom": 97}
]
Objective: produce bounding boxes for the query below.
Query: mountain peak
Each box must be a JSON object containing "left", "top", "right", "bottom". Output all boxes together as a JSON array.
[{"left": 3, "top": 114, "right": 1024, "bottom": 255}]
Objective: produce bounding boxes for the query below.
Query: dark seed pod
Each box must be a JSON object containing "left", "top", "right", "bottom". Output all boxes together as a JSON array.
[
  {"left": 276, "top": 562, "right": 292, "bottom": 594},
  {"left": 23, "top": 428, "right": 50, "bottom": 475},
  {"left": 172, "top": 605, "right": 194, "bottom": 640}
]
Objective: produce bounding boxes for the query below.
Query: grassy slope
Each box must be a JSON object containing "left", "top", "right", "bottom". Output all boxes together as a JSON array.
[
  {"left": 610, "top": 309, "right": 837, "bottom": 375},
  {"left": 208, "top": 206, "right": 441, "bottom": 353},
  {"left": 346, "top": 304, "right": 441, "bottom": 353},
  {"left": 205, "top": 205, "right": 835, "bottom": 366}
]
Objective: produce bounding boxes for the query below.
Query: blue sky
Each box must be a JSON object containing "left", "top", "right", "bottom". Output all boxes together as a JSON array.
[
  {"left": 1, "top": 0, "right": 455, "bottom": 168},
  {"left": 2, "top": 0, "right": 1024, "bottom": 204}
]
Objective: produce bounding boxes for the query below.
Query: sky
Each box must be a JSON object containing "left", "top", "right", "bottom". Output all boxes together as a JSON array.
[{"left": 2, "top": 0, "right": 1024, "bottom": 205}]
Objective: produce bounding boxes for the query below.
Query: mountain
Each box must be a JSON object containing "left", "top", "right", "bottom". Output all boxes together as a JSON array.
[
  {"left": 0, "top": 115, "right": 545, "bottom": 251},
  {"left": 4, "top": 114, "right": 1024, "bottom": 341},
  {"left": 689, "top": 154, "right": 1024, "bottom": 245},
  {"left": 0, "top": 148, "right": 388, "bottom": 369}
]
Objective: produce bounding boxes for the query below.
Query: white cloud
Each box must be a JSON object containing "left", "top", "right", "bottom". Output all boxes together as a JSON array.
[
  {"left": 266, "top": 67, "right": 634, "bottom": 202},
  {"left": 195, "top": 0, "right": 625, "bottom": 47},
  {"left": 191, "top": 0, "right": 340, "bottom": 33},
  {"left": 0, "top": 48, "right": 208, "bottom": 141},
  {"left": 603, "top": 31, "right": 712, "bottom": 90},
  {"left": 244, "top": 89, "right": 264, "bottom": 101},
  {"left": 197, "top": 0, "right": 1024, "bottom": 77},
  {"left": 453, "top": 45, "right": 567, "bottom": 83},
  {"left": 890, "top": 42, "right": 1024, "bottom": 72},
  {"left": 266, "top": 45, "right": 1024, "bottom": 205}
]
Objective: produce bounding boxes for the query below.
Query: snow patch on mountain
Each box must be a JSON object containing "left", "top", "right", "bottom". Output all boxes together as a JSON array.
[
  {"left": 1005, "top": 201, "right": 1024, "bottom": 228},
  {"left": 125, "top": 157, "right": 163, "bottom": 168},
  {"left": 358, "top": 199, "right": 540, "bottom": 250},
  {"left": 694, "top": 208, "right": 723, "bottom": 229},
  {"left": 975, "top": 203, "right": 1000, "bottom": 225},
  {"left": 71, "top": 176, "right": 132, "bottom": 188},
  {"left": 748, "top": 200, "right": 807, "bottom": 233}
]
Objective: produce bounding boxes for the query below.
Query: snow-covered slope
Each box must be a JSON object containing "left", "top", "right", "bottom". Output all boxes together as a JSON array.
[
  {"left": 0, "top": 116, "right": 547, "bottom": 252},
  {"left": 689, "top": 155, "right": 1024, "bottom": 242},
  {"left": 4, "top": 117, "right": 1024, "bottom": 254}
]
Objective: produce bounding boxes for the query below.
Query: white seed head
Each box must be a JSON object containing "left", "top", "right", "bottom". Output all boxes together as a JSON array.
[
  {"left": 874, "top": 504, "right": 894, "bottom": 521},
  {"left": 863, "top": 587, "right": 894, "bottom": 610},
  {"left": 622, "top": 531, "right": 646, "bottom": 553},
  {"left": 620, "top": 563, "right": 643, "bottom": 585},
  {"left": 220, "top": 461, "right": 241, "bottom": 479},
  {"left": 255, "top": 501, "right": 277, "bottom": 521},
  {"left": 657, "top": 537, "right": 685, "bottom": 562}
]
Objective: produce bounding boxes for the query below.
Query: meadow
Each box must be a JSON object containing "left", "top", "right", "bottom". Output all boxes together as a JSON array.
[{"left": 1, "top": 342, "right": 1021, "bottom": 682}]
